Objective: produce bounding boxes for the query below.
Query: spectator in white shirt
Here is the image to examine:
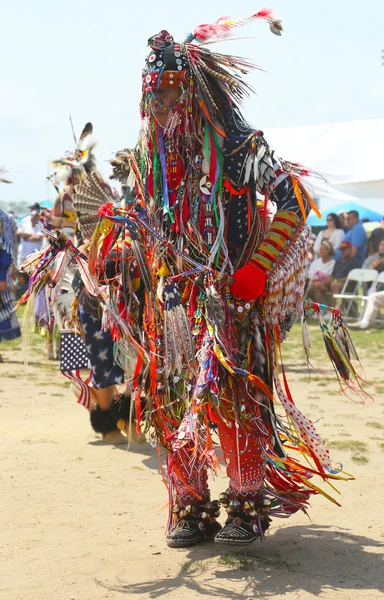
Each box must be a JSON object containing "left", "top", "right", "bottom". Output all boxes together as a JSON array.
[
  {"left": 307, "top": 240, "right": 336, "bottom": 304},
  {"left": 314, "top": 212, "right": 345, "bottom": 257},
  {"left": 17, "top": 203, "right": 43, "bottom": 267}
]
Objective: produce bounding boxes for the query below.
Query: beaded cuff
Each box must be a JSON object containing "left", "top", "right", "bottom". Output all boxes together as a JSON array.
[{"left": 249, "top": 210, "right": 301, "bottom": 275}]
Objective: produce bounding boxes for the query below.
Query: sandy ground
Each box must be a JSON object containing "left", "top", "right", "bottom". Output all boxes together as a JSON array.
[{"left": 1, "top": 331, "right": 384, "bottom": 600}]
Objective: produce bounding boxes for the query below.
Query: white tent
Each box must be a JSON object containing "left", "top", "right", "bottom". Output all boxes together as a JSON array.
[{"left": 265, "top": 119, "right": 384, "bottom": 201}]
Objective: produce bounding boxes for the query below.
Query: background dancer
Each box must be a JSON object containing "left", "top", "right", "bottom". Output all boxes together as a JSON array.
[{"left": 0, "top": 168, "right": 21, "bottom": 361}]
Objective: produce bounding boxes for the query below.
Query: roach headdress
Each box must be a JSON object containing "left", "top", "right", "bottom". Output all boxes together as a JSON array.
[
  {"left": 50, "top": 122, "right": 97, "bottom": 186},
  {"left": 141, "top": 9, "right": 283, "bottom": 127}
]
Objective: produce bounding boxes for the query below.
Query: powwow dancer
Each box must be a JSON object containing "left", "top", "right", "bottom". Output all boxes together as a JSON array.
[
  {"left": 19, "top": 127, "right": 133, "bottom": 443},
  {"left": 0, "top": 168, "right": 21, "bottom": 361},
  {"left": 86, "top": 11, "right": 366, "bottom": 547},
  {"left": 20, "top": 11, "right": 367, "bottom": 547}
]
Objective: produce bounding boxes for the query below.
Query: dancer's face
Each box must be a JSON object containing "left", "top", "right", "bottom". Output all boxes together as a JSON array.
[{"left": 150, "top": 86, "right": 181, "bottom": 127}]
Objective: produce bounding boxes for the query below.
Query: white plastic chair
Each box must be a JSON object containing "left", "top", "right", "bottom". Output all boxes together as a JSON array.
[
  {"left": 365, "top": 270, "right": 384, "bottom": 295},
  {"left": 333, "top": 268, "right": 379, "bottom": 319}
]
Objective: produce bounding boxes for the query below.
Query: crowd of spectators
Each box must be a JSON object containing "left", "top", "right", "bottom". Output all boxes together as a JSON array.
[{"left": 306, "top": 209, "right": 384, "bottom": 326}]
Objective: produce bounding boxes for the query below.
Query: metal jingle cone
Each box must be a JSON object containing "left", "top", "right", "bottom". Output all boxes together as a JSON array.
[
  {"left": 219, "top": 492, "right": 229, "bottom": 507},
  {"left": 262, "top": 498, "right": 272, "bottom": 514},
  {"left": 228, "top": 499, "right": 241, "bottom": 513},
  {"left": 172, "top": 504, "right": 181, "bottom": 514}
]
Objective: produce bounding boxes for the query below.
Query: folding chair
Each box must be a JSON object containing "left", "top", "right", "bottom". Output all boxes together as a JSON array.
[
  {"left": 365, "top": 270, "right": 384, "bottom": 295},
  {"left": 333, "top": 268, "right": 379, "bottom": 319},
  {"left": 359, "top": 271, "right": 384, "bottom": 323}
]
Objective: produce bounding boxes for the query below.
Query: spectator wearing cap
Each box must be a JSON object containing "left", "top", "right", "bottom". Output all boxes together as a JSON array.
[
  {"left": 369, "top": 216, "right": 384, "bottom": 254},
  {"left": 335, "top": 210, "right": 367, "bottom": 266},
  {"left": 330, "top": 240, "right": 361, "bottom": 308},
  {"left": 17, "top": 203, "right": 43, "bottom": 267},
  {"left": 307, "top": 240, "right": 336, "bottom": 305}
]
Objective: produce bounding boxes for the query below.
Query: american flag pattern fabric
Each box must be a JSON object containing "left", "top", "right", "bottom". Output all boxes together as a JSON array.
[
  {"left": 60, "top": 330, "right": 92, "bottom": 409},
  {"left": 78, "top": 304, "right": 125, "bottom": 390}
]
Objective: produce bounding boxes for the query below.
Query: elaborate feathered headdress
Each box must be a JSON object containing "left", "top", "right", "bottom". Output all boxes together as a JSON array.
[
  {"left": 50, "top": 122, "right": 97, "bottom": 186},
  {"left": 141, "top": 9, "right": 283, "bottom": 125}
]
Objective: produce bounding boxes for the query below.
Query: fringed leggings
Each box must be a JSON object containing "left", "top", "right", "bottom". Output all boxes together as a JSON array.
[{"left": 171, "top": 418, "right": 265, "bottom": 506}]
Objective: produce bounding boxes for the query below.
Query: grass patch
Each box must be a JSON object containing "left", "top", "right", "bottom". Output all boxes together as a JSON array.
[
  {"left": 351, "top": 455, "right": 369, "bottom": 465},
  {"left": 366, "top": 421, "right": 384, "bottom": 430},
  {"left": 379, "top": 443, "right": 384, "bottom": 452},
  {"left": 51, "top": 393, "right": 64, "bottom": 397},
  {"left": 181, "top": 560, "right": 210, "bottom": 574},
  {"left": 298, "top": 375, "right": 332, "bottom": 383},
  {"left": 218, "top": 553, "right": 255, "bottom": 572},
  {"left": 328, "top": 440, "right": 368, "bottom": 452}
]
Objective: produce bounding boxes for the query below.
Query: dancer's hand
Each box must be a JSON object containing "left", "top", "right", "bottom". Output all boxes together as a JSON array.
[
  {"left": 230, "top": 263, "right": 267, "bottom": 301},
  {"left": 0, "top": 281, "right": 7, "bottom": 292}
]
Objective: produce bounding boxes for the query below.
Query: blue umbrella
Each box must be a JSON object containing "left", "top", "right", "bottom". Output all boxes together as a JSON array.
[{"left": 307, "top": 201, "right": 383, "bottom": 226}]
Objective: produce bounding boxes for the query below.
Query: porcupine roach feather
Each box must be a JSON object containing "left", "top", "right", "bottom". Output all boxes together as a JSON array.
[
  {"left": 186, "top": 46, "right": 254, "bottom": 116},
  {"left": 197, "top": 48, "right": 256, "bottom": 89},
  {"left": 192, "top": 64, "right": 220, "bottom": 114}
]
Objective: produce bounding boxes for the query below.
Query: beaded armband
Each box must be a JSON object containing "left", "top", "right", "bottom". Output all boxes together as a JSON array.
[{"left": 249, "top": 210, "right": 301, "bottom": 276}]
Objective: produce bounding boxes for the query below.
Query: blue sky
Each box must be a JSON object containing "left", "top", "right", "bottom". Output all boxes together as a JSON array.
[{"left": 0, "top": 0, "right": 383, "bottom": 208}]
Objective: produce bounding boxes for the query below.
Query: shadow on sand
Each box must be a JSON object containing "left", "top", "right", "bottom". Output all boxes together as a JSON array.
[{"left": 94, "top": 524, "right": 383, "bottom": 598}]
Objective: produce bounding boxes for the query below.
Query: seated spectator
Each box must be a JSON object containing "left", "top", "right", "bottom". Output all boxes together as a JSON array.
[
  {"left": 368, "top": 217, "right": 384, "bottom": 255},
  {"left": 313, "top": 213, "right": 345, "bottom": 257},
  {"left": 363, "top": 239, "right": 384, "bottom": 272},
  {"left": 335, "top": 210, "right": 367, "bottom": 266},
  {"left": 306, "top": 233, "right": 316, "bottom": 267},
  {"left": 307, "top": 240, "right": 336, "bottom": 304},
  {"left": 349, "top": 291, "right": 384, "bottom": 330},
  {"left": 330, "top": 241, "right": 363, "bottom": 312},
  {"left": 338, "top": 211, "right": 348, "bottom": 232}
]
